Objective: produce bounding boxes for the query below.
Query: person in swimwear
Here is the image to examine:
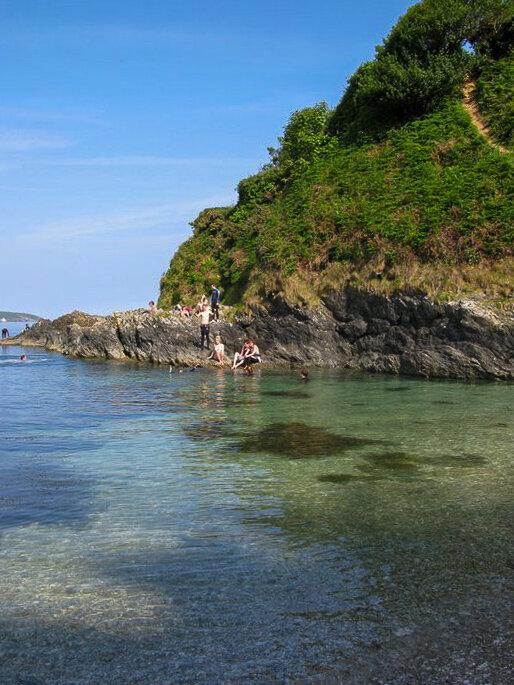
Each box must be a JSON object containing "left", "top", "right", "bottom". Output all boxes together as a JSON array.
[
  {"left": 232, "top": 341, "right": 249, "bottom": 369},
  {"left": 196, "top": 303, "right": 212, "bottom": 349},
  {"left": 208, "top": 335, "right": 225, "bottom": 364}
]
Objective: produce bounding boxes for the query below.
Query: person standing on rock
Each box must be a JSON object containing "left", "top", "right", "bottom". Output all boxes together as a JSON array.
[
  {"left": 210, "top": 284, "right": 221, "bottom": 320},
  {"left": 197, "top": 303, "right": 212, "bottom": 350},
  {"left": 2, "top": 328, "right": 9, "bottom": 339}
]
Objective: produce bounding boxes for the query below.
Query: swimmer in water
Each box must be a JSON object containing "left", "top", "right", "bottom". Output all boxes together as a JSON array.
[
  {"left": 20, "top": 354, "right": 27, "bottom": 361},
  {"left": 300, "top": 369, "right": 309, "bottom": 382}
]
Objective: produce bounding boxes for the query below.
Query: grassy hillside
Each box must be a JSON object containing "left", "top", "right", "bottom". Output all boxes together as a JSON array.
[
  {"left": 159, "top": 0, "right": 514, "bottom": 309},
  {"left": 476, "top": 54, "right": 514, "bottom": 148}
]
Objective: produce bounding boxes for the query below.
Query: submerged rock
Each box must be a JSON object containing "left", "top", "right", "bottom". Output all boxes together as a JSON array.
[{"left": 4, "top": 288, "right": 513, "bottom": 381}]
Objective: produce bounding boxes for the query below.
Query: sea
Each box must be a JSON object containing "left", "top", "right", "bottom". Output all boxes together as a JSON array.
[{"left": 1, "top": 321, "right": 513, "bottom": 684}]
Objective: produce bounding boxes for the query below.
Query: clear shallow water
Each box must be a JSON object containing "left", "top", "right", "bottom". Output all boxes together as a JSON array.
[{"left": 1, "top": 325, "right": 513, "bottom": 684}]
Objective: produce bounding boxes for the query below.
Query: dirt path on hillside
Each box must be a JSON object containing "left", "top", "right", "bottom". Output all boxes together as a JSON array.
[{"left": 462, "top": 78, "right": 509, "bottom": 153}]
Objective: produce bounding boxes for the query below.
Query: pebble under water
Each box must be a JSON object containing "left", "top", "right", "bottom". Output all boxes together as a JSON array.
[{"left": 1, "top": 327, "right": 513, "bottom": 684}]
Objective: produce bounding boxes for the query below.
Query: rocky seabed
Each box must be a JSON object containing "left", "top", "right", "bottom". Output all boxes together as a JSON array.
[{"left": 6, "top": 288, "right": 514, "bottom": 380}]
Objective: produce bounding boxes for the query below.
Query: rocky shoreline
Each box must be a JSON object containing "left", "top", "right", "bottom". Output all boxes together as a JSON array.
[{"left": 4, "top": 288, "right": 514, "bottom": 380}]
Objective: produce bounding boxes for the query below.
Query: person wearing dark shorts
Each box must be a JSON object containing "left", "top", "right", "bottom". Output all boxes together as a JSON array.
[
  {"left": 242, "top": 340, "right": 261, "bottom": 368},
  {"left": 210, "top": 284, "right": 221, "bottom": 320},
  {"left": 197, "top": 303, "right": 211, "bottom": 349}
]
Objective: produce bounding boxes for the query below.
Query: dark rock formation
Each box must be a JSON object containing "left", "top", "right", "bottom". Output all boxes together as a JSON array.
[{"left": 4, "top": 289, "right": 514, "bottom": 380}]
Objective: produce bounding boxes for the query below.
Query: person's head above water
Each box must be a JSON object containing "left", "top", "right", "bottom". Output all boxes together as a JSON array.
[{"left": 20, "top": 354, "right": 27, "bottom": 361}]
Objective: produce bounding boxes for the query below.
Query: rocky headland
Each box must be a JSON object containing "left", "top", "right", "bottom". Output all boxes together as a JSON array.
[{"left": 5, "top": 288, "right": 513, "bottom": 381}]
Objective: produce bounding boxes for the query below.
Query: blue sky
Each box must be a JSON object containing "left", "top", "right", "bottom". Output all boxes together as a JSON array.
[{"left": 1, "top": 0, "right": 413, "bottom": 318}]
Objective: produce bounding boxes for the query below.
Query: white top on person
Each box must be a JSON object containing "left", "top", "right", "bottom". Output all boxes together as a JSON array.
[{"left": 198, "top": 305, "right": 211, "bottom": 325}]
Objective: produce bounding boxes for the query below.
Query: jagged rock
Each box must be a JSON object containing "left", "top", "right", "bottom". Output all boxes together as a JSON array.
[{"left": 4, "top": 290, "right": 513, "bottom": 380}]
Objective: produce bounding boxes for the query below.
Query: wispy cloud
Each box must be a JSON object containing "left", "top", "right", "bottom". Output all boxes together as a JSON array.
[
  {"left": 23, "top": 195, "right": 235, "bottom": 245},
  {"left": 0, "top": 107, "right": 103, "bottom": 126},
  {"left": 0, "top": 128, "right": 75, "bottom": 152},
  {"left": 36, "top": 155, "right": 260, "bottom": 168}
]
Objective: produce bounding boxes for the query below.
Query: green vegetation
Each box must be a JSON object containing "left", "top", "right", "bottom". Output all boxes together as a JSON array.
[
  {"left": 476, "top": 55, "right": 514, "bottom": 147},
  {"left": 159, "top": 0, "right": 514, "bottom": 310}
]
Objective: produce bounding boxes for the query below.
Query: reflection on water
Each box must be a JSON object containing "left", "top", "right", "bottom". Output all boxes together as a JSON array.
[{"left": 0, "top": 347, "right": 513, "bottom": 683}]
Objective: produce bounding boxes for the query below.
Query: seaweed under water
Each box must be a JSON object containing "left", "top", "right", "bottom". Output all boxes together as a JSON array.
[
  {"left": 262, "top": 390, "right": 311, "bottom": 399},
  {"left": 182, "top": 420, "right": 236, "bottom": 443},
  {"left": 429, "top": 453, "right": 486, "bottom": 467},
  {"left": 238, "top": 422, "right": 377, "bottom": 459},
  {"left": 317, "top": 473, "right": 381, "bottom": 484},
  {"left": 360, "top": 451, "right": 420, "bottom": 472}
]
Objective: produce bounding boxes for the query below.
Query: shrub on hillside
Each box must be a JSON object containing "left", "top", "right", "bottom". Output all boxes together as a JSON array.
[
  {"left": 476, "top": 54, "right": 514, "bottom": 147},
  {"left": 268, "top": 102, "right": 335, "bottom": 175},
  {"left": 329, "top": 0, "right": 513, "bottom": 138}
]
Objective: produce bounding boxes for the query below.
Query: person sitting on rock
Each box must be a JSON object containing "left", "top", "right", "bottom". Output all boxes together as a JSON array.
[
  {"left": 148, "top": 300, "right": 162, "bottom": 314},
  {"left": 208, "top": 335, "right": 225, "bottom": 364},
  {"left": 242, "top": 339, "right": 261, "bottom": 369},
  {"left": 232, "top": 341, "right": 249, "bottom": 369}
]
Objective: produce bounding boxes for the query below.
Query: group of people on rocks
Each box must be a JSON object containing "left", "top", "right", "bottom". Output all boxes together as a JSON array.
[
  {"left": 148, "top": 285, "right": 262, "bottom": 372},
  {"left": 169, "top": 284, "right": 221, "bottom": 322},
  {"left": 193, "top": 286, "right": 261, "bottom": 373}
]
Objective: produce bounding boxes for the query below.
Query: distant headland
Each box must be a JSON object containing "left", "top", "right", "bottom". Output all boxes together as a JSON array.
[{"left": 0, "top": 311, "right": 42, "bottom": 322}]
